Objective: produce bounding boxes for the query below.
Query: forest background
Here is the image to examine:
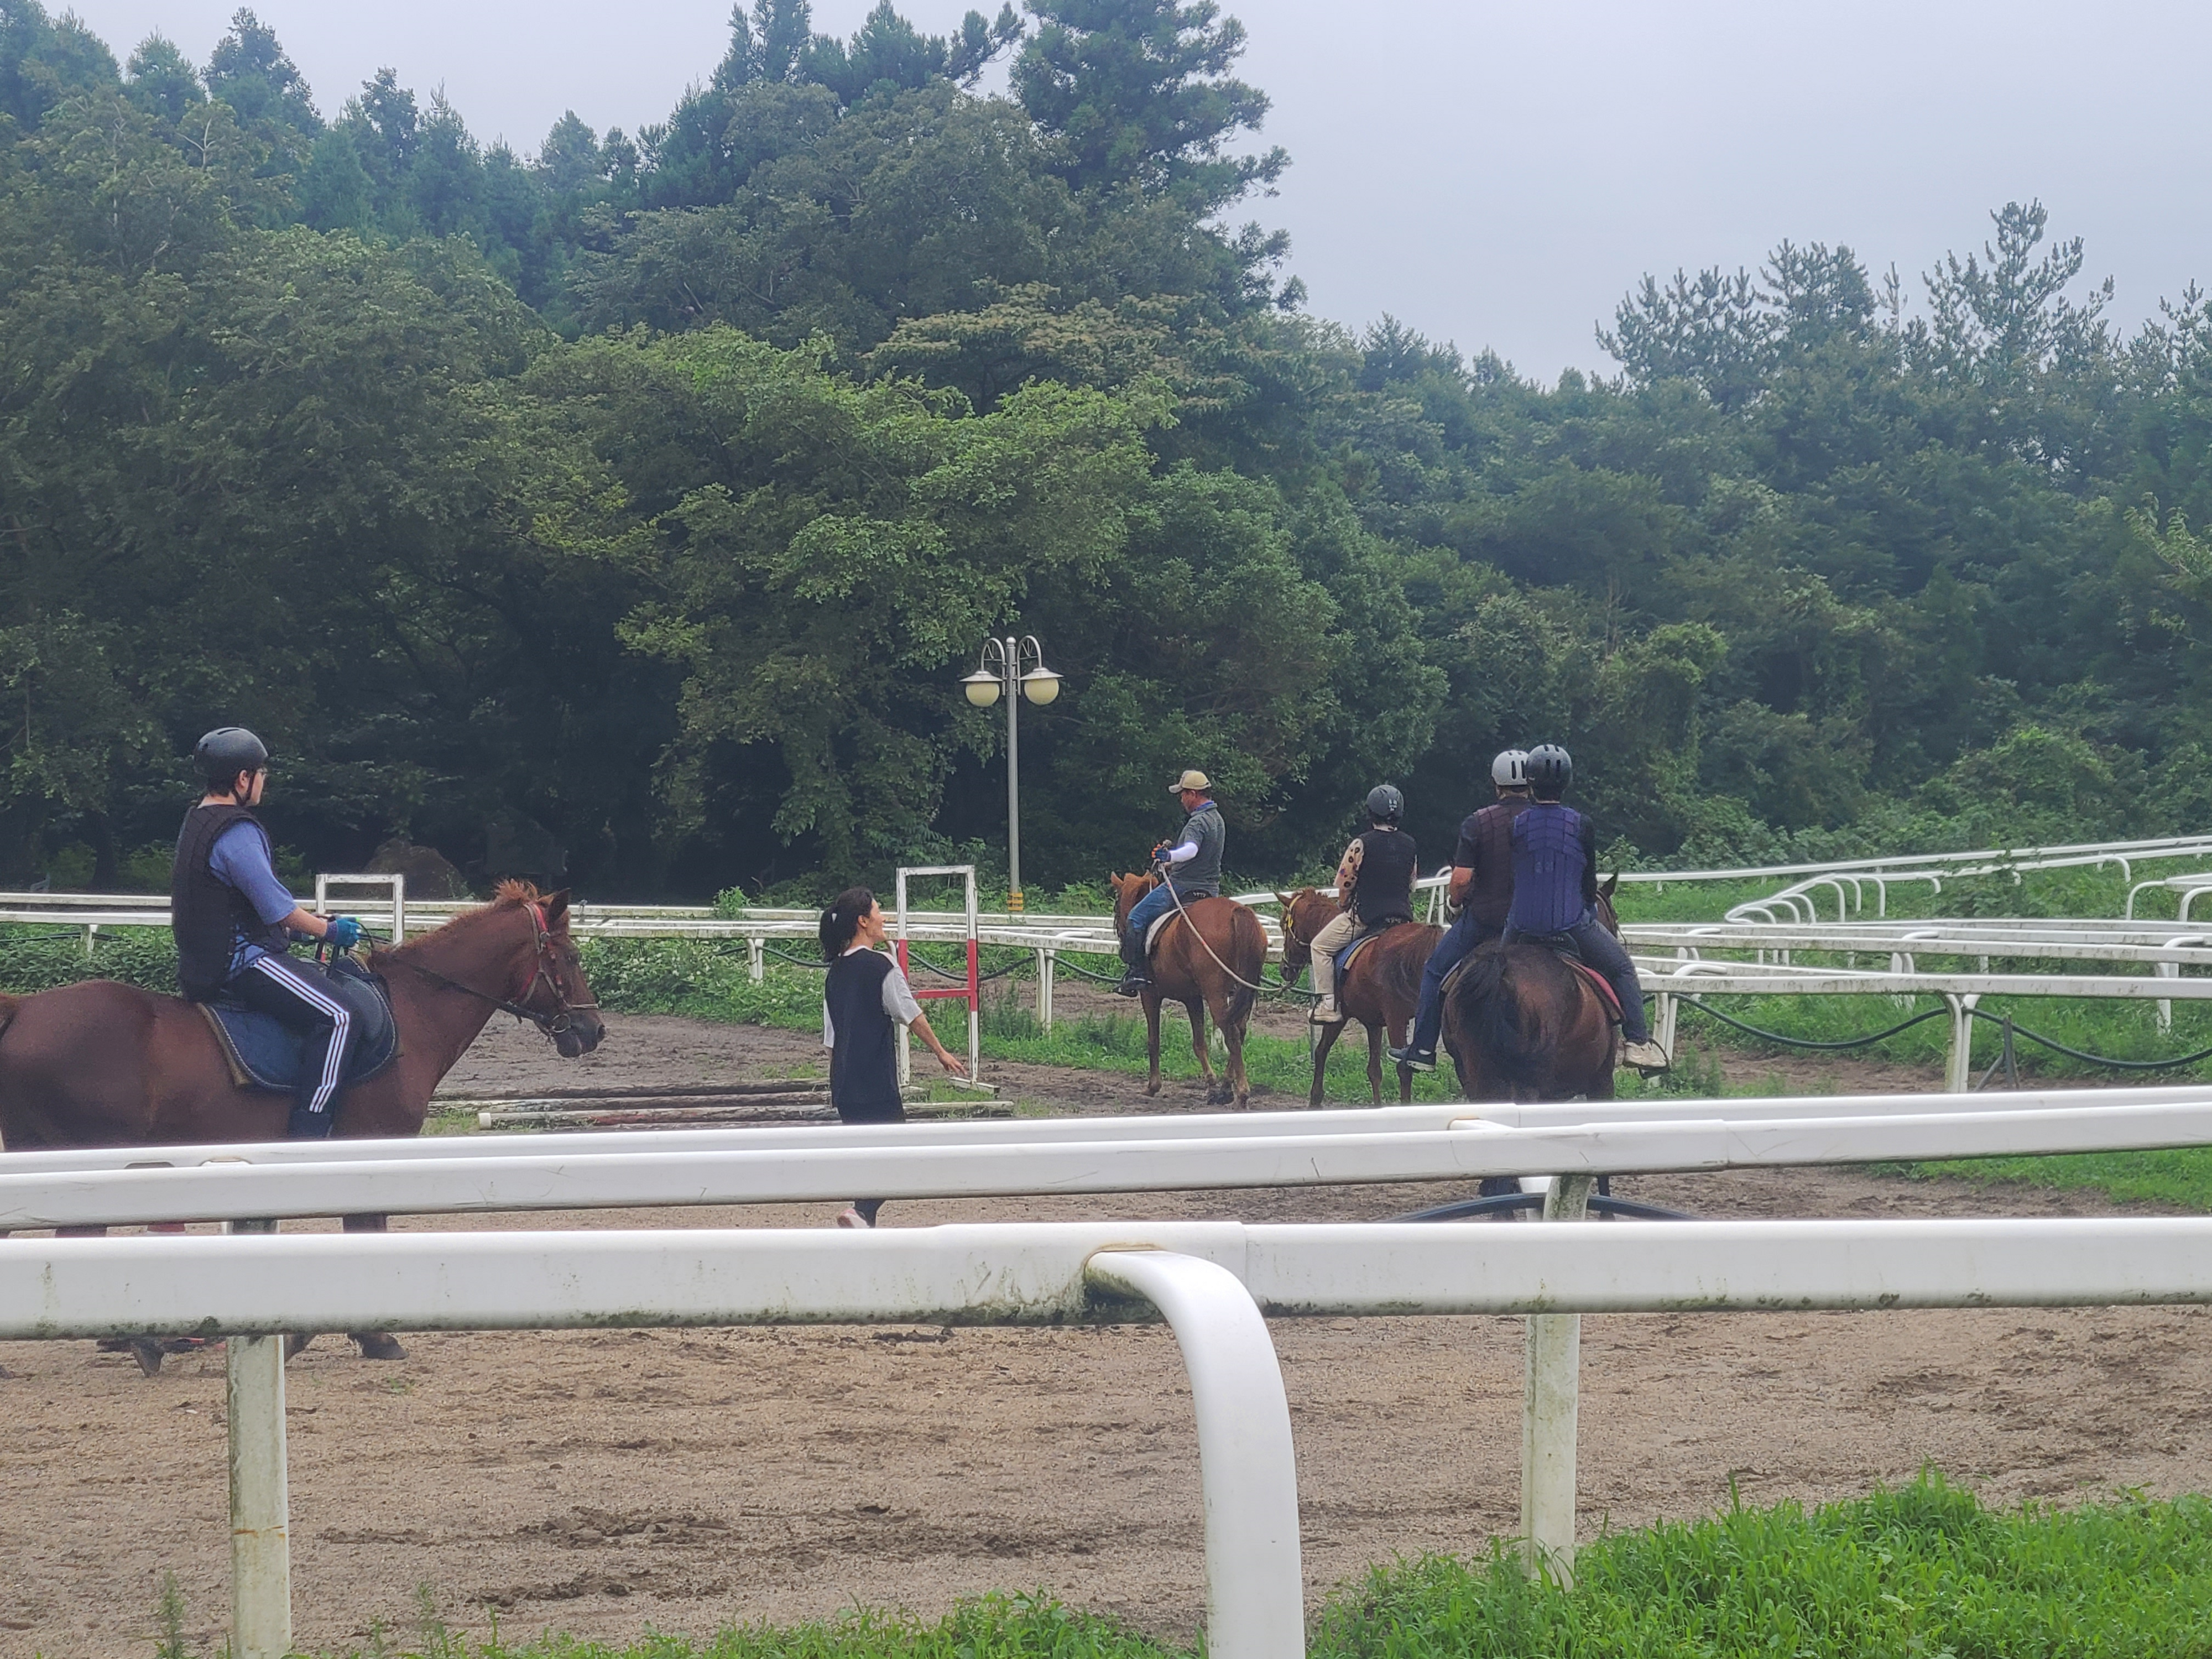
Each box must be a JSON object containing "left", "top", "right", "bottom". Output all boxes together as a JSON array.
[{"left": 4, "top": 0, "right": 2210, "bottom": 901}]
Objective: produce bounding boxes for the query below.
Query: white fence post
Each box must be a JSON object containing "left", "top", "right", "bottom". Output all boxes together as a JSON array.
[
  {"left": 1086, "top": 1250, "right": 1304, "bottom": 1659},
  {"left": 1519, "top": 1173, "right": 1592, "bottom": 1582},
  {"left": 1943, "top": 994, "right": 1980, "bottom": 1093},
  {"left": 225, "top": 1218, "right": 290, "bottom": 1659},
  {"left": 1037, "top": 948, "right": 1055, "bottom": 1031},
  {"left": 748, "top": 936, "right": 764, "bottom": 985}
]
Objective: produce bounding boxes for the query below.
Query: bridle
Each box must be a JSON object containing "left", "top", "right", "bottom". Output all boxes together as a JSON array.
[{"left": 393, "top": 900, "right": 599, "bottom": 1039}]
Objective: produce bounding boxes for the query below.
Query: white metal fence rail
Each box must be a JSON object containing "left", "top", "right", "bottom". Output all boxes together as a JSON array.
[{"left": 13, "top": 1217, "right": 2212, "bottom": 1657}]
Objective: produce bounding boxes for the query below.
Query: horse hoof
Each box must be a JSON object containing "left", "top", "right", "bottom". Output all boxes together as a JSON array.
[
  {"left": 284, "top": 1332, "right": 315, "bottom": 1360},
  {"left": 352, "top": 1331, "right": 407, "bottom": 1361},
  {"left": 131, "top": 1339, "right": 164, "bottom": 1377}
]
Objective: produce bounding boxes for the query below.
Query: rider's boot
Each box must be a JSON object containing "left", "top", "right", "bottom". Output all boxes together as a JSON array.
[
  {"left": 1619, "top": 1036, "right": 1671, "bottom": 1071},
  {"left": 1387, "top": 1042, "right": 1435, "bottom": 1072},
  {"left": 288, "top": 1099, "right": 337, "bottom": 1138},
  {"left": 1310, "top": 997, "right": 1345, "bottom": 1025}
]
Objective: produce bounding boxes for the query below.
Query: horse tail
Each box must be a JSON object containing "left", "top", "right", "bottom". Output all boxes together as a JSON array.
[
  {"left": 1455, "top": 950, "right": 1546, "bottom": 1091},
  {"left": 1223, "top": 906, "right": 1267, "bottom": 1031}
]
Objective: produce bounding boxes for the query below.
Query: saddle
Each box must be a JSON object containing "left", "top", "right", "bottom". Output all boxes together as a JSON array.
[
  {"left": 1331, "top": 916, "right": 1412, "bottom": 981},
  {"left": 1438, "top": 937, "right": 1624, "bottom": 1025},
  {"left": 197, "top": 954, "right": 402, "bottom": 1094}
]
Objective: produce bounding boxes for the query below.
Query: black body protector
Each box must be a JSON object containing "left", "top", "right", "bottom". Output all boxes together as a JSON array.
[
  {"left": 170, "top": 802, "right": 287, "bottom": 1003},
  {"left": 1350, "top": 825, "right": 1419, "bottom": 929}
]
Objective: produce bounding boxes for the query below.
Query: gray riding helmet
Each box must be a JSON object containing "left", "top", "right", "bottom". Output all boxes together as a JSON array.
[
  {"left": 1491, "top": 749, "right": 1531, "bottom": 787},
  {"left": 1365, "top": 784, "right": 1404, "bottom": 824},
  {"left": 1526, "top": 743, "right": 1572, "bottom": 795}
]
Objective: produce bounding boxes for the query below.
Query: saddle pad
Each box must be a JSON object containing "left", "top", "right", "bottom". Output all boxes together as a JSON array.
[
  {"left": 198, "top": 958, "right": 401, "bottom": 1094},
  {"left": 1566, "top": 958, "right": 1624, "bottom": 1024},
  {"left": 1144, "top": 910, "right": 1181, "bottom": 954}
]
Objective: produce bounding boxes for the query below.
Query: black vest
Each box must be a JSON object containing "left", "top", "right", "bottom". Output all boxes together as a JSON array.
[
  {"left": 171, "top": 803, "right": 286, "bottom": 1002},
  {"left": 1352, "top": 826, "right": 1419, "bottom": 927},
  {"left": 825, "top": 948, "right": 905, "bottom": 1120}
]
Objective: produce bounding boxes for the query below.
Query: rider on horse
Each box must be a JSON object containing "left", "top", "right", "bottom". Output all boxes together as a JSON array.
[
  {"left": 1307, "top": 785, "right": 1418, "bottom": 1025},
  {"left": 1500, "top": 744, "right": 1670, "bottom": 1072},
  {"left": 1391, "top": 749, "right": 1532, "bottom": 1072},
  {"left": 1115, "top": 768, "right": 1226, "bottom": 995},
  {"left": 170, "top": 727, "right": 371, "bottom": 1137}
]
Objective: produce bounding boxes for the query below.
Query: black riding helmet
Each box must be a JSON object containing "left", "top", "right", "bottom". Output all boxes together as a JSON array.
[
  {"left": 1365, "top": 784, "right": 1405, "bottom": 825},
  {"left": 195, "top": 727, "right": 269, "bottom": 791},
  {"left": 1526, "top": 743, "right": 1572, "bottom": 797}
]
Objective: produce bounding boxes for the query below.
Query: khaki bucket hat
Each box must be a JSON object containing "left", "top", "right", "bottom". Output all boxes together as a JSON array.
[{"left": 1170, "top": 769, "right": 1213, "bottom": 794}]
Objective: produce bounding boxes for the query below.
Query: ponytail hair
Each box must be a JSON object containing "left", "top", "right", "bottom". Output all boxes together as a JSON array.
[{"left": 820, "top": 886, "right": 877, "bottom": 960}]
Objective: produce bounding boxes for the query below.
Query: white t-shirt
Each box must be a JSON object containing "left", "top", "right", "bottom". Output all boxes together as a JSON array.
[{"left": 822, "top": 943, "right": 924, "bottom": 1048}]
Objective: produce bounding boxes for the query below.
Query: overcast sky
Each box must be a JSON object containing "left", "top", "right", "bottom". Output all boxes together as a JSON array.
[{"left": 58, "top": 0, "right": 2210, "bottom": 382}]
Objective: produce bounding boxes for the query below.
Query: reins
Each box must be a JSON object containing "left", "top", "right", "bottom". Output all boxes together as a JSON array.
[
  {"left": 1148, "top": 872, "right": 1277, "bottom": 997},
  {"left": 380, "top": 900, "right": 598, "bottom": 1039}
]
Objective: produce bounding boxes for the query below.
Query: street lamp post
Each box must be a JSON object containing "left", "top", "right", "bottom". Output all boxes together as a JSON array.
[{"left": 962, "top": 634, "right": 1060, "bottom": 912}]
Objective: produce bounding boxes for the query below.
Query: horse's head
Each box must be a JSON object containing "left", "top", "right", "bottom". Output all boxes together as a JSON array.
[
  {"left": 1596, "top": 873, "right": 1621, "bottom": 938},
  {"left": 495, "top": 884, "right": 607, "bottom": 1057},
  {"left": 1109, "top": 871, "right": 1158, "bottom": 935},
  {"left": 1275, "top": 888, "right": 1324, "bottom": 982}
]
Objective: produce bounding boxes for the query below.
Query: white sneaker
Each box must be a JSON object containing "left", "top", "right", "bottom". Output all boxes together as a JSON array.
[
  {"left": 1620, "top": 1038, "right": 1671, "bottom": 1072},
  {"left": 835, "top": 1206, "right": 872, "bottom": 1229},
  {"left": 1309, "top": 1001, "right": 1345, "bottom": 1025}
]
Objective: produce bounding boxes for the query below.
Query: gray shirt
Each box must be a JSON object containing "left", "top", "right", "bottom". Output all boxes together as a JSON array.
[{"left": 1164, "top": 801, "right": 1225, "bottom": 896}]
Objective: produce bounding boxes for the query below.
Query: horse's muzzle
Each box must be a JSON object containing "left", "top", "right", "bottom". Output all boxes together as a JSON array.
[{"left": 556, "top": 1014, "right": 607, "bottom": 1058}]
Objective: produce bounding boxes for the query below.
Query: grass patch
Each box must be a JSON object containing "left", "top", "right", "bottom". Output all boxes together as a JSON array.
[
  {"left": 262, "top": 1474, "right": 2212, "bottom": 1657},
  {"left": 1893, "top": 1147, "right": 2212, "bottom": 1211}
]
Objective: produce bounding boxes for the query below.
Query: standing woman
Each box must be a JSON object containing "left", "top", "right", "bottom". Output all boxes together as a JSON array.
[{"left": 819, "top": 886, "right": 968, "bottom": 1228}]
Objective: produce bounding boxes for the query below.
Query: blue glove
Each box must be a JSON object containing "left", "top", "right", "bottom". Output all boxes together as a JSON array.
[{"left": 326, "top": 916, "right": 365, "bottom": 952}]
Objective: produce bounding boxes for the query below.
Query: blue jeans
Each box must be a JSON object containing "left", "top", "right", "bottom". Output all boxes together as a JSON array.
[
  {"left": 1406, "top": 910, "right": 1500, "bottom": 1056},
  {"left": 1503, "top": 914, "right": 1650, "bottom": 1042},
  {"left": 1121, "top": 881, "right": 1200, "bottom": 967}
]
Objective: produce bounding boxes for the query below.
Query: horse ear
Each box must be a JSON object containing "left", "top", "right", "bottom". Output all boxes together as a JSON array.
[
  {"left": 1275, "top": 890, "right": 1294, "bottom": 912},
  {"left": 543, "top": 889, "right": 572, "bottom": 924},
  {"left": 1600, "top": 873, "right": 1619, "bottom": 900}
]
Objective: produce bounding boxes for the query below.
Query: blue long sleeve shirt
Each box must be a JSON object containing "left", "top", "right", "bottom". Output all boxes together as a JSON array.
[{"left": 206, "top": 819, "right": 298, "bottom": 975}]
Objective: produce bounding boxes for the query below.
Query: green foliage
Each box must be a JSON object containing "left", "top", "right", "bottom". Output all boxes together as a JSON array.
[{"left": 7, "top": 4, "right": 2212, "bottom": 902}]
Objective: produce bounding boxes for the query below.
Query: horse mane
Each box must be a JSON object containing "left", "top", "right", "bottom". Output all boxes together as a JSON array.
[{"left": 369, "top": 879, "right": 546, "bottom": 964}]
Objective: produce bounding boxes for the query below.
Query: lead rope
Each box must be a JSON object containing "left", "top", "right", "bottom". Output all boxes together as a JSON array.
[{"left": 1152, "top": 871, "right": 1277, "bottom": 996}]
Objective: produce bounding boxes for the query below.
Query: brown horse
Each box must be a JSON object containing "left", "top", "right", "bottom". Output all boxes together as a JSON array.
[
  {"left": 0, "top": 881, "right": 605, "bottom": 1364},
  {"left": 1437, "top": 877, "right": 1623, "bottom": 1104},
  {"left": 1108, "top": 873, "right": 1268, "bottom": 1108},
  {"left": 1275, "top": 889, "right": 1439, "bottom": 1107}
]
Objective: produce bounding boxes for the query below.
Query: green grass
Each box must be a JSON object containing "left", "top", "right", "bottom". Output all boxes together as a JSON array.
[{"left": 253, "top": 1474, "right": 2212, "bottom": 1657}]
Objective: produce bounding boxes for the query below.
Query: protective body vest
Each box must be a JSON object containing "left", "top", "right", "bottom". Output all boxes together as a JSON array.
[
  {"left": 171, "top": 804, "right": 289, "bottom": 1003},
  {"left": 1506, "top": 803, "right": 1596, "bottom": 935},
  {"left": 1351, "top": 826, "right": 1418, "bottom": 927},
  {"left": 1454, "top": 798, "right": 1531, "bottom": 927},
  {"left": 823, "top": 948, "right": 904, "bottom": 1121}
]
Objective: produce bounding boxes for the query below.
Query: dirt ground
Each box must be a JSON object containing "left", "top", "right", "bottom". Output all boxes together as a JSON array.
[{"left": 2, "top": 1014, "right": 2205, "bottom": 1657}]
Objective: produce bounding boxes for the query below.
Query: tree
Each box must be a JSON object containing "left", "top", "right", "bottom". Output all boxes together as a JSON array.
[{"left": 1012, "top": 0, "right": 1286, "bottom": 213}]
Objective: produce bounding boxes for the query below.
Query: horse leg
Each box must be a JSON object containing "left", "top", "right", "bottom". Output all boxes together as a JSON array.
[
  {"left": 61, "top": 1224, "right": 168, "bottom": 1375},
  {"left": 1142, "top": 991, "right": 1163, "bottom": 1097},
  {"left": 1308, "top": 1020, "right": 1345, "bottom": 1108},
  {"left": 341, "top": 1214, "right": 408, "bottom": 1360},
  {"left": 1187, "top": 999, "right": 1223, "bottom": 1104},
  {"left": 1365, "top": 1022, "right": 1385, "bottom": 1106},
  {"left": 1387, "top": 1013, "right": 1415, "bottom": 1103},
  {"left": 1224, "top": 1012, "right": 1250, "bottom": 1109}
]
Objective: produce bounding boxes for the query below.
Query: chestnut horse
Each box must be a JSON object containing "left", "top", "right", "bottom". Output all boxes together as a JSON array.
[
  {"left": 1437, "top": 877, "right": 1624, "bottom": 1104},
  {"left": 1108, "top": 873, "right": 1267, "bottom": 1108},
  {"left": 0, "top": 881, "right": 604, "bottom": 1365},
  {"left": 1275, "top": 889, "right": 1439, "bottom": 1107}
]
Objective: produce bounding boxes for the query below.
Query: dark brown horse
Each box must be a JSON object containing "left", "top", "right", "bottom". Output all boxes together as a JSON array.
[
  {"left": 1275, "top": 889, "right": 1439, "bottom": 1107},
  {"left": 1109, "top": 873, "right": 1268, "bottom": 1108},
  {"left": 0, "top": 882, "right": 605, "bottom": 1364},
  {"left": 1438, "top": 877, "right": 1623, "bottom": 1104}
]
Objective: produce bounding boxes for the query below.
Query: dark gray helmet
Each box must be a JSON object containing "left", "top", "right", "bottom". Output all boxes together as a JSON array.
[
  {"left": 1365, "top": 784, "right": 1405, "bottom": 824},
  {"left": 1491, "top": 749, "right": 1531, "bottom": 788},
  {"left": 194, "top": 727, "right": 269, "bottom": 789},
  {"left": 1526, "top": 743, "right": 1572, "bottom": 796}
]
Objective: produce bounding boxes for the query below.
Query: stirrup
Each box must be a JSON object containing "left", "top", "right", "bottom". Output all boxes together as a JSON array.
[
  {"left": 1114, "top": 969, "right": 1150, "bottom": 998},
  {"left": 1309, "top": 1001, "right": 1345, "bottom": 1025}
]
